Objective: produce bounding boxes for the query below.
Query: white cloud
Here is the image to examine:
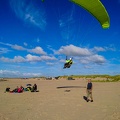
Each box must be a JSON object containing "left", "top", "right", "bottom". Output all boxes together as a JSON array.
[
  {"left": 0, "top": 70, "right": 18, "bottom": 75},
  {"left": 25, "top": 54, "right": 56, "bottom": 62},
  {"left": 0, "top": 42, "right": 107, "bottom": 65},
  {"left": 11, "top": 44, "right": 26, "bottom": 50},
  {"left": 0, "top": 54, "right": 56, "bottom": 63},
  {"left": 40, "top": 55, "right": 57, "bottom": 61},
  {"left": 13, "top": 56, "right": 25, "bottom": 62},
  {"left": 0, "top": 48, "right": 10, "bottom": 54},
  {"left": 25, "top": 54, "right": 57, "bottom": 62},
  {"left": 93, "top": 46, "right": 105, "bottom": 52},
  {"left": 28, "top": 46, "right": 46, "bottom": 55},
  {"left": 80, "top": 54, "right": 106, "bottom": 64},
  {"left": 0, "top": 56, "right": 25, "bottom": 63},
  {"left": 55, "top": 44, "right": 92, "bottom": 56},
  {"left": 0, "top": 70, "right": 42, "bottom": 78},
  {"left": 59, "top": 59, "right": 66, "bottom": 63},
  {"left": 0, "top": 42, "right": 47, "bottom": 55},
  {"left": 92, "top": 45, "right": 116, "bottom": 53},
  {"left": 105, "top": 45, "right": 116, "bottom": 51},
  {"left": 22, "top": 72, "right": 42, "bottom": 77},
  {"left": 0, "top": 42, "right": 26, "bottom": 51},
  {"left": 54, "top": 44, "right": 107, "bottom": 65},
  {"left": 0, "top": 57, "right": 12, "bottom": 62},
  {"left": 9, "top": 0, "right": 47, "bottom": 30},
  {"left": 26, "top": 54, "right": 41, "bottom": 62}
]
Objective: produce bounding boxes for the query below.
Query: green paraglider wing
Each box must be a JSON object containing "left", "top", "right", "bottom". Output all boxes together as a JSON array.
[{"left": 70, "top": 0, "right": 110, "bottom": 29}]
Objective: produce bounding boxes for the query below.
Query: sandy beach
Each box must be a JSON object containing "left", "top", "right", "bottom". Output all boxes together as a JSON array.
[{"left": 0, "top": 78, "right": 120, "bottom": 120}]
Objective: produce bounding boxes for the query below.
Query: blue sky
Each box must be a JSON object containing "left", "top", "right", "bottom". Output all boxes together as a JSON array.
[{"left": 0, "top": 0, "right": 120, "bottom": 78}]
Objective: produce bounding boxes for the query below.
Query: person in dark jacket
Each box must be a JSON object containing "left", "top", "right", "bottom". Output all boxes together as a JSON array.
[
  {"left": 5, "top": 87, "right": 10, "bottom": 93},
  {"left": 86, "top": 79, "right": 93, "bottom": 102},
  {"left": 32, "top": 84, "right": 37, "bottom": 92}
]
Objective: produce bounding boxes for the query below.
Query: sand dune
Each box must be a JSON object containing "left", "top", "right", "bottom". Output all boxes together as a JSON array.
[{"left": 0, "top": 78, "right": 120, "bottom": 120}]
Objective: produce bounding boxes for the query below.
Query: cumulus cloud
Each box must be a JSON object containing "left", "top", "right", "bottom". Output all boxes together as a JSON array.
[
  {"left": 90, "top": 44, "right": 117, "bottom": 53},
  {"left": 79, "top": 54, "right": 106, "bottom": 64},
  {"left": 0, "top": 42, "right": 26, "bottom": 51},
  {"left": 0, "top": 43, "right": 107, "bottom": 65},
  {"left": 9, "top": 0, "right": 47, "bottom": 30},
  {"left": 26, "top": 54, "right": 41, "bottom": 62},
  {"left": 22, "top": 72, "right": 42, "bottom": 77},
  {"left": 11, "top": 44, "right": 26, "bottom": 50},
  {"left": 0, "top": 70, "right": 42, "bottom": 78},
  {"left": 0, "top": 56, "right": 25, "bottom": 63},
  {"left": 13, "top": 56, "right": 25, "bottom": 62},
  {"left": 55, "top": 44, "right": 106, "bottom": 65},
  {"left": 55, "top": 44, "right": 92, "bottom": 56},
  {"left": 26, "top": 54, "right": 57, "bottom": 62},
  {"left": 0, "top": 57, "right": 12, "bottom": 62},
  {"left": 28, "top": 46, "right": 46, "bottom": 55},
  {"left": 92, "top": 45, "right": 116, "bottom": 52},
  {"left": 41, "top": 55, "right": 57, "bottom": 61},
  {"left": 0, "top": 42, "right": 47, "bottom": 55},
  {"left": 0, "top": 70, "right": 20, "bottom": 77},
  {"left": 0, "top": 54, "right": 57, "bottom": 63}
]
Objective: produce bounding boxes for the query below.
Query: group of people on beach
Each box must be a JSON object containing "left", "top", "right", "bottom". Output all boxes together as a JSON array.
[
  {"left": 5, "top": 83, "right": 38, "bottom": 93},
  {"left": 5, "top": 80, "right": 93, "bottom": 102}
]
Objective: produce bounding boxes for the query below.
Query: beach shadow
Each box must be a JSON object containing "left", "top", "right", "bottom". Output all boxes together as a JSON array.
[
  {"left": 0, "top": 79, "right": 7, "bottom": 82},
  {"left": 83, "top": 96, "right": 90, "bottom": 102},
  {"left": 83, "top": 96, "right": 87, "bottom": 101},
  {"left": 64, "top": 90, "right": 71, "bottom": 92},
  {"left": 57, "top": 86, "right": 86, "bottom": 89}
]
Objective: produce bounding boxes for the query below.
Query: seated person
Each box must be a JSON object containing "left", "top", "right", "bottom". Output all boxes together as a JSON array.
[
  {"left": 18, "top": 86, "right": 24, "bottom": 93},
  {"left": 64, "top": 58, "right": 73, "bottom": 68},
  {"left": 5, "top": 87, "right": 10, "bottom": 93},
  {"left": 12, "top": 86, "right": 19, "bottom": 93},
  {"left": 31, "top": 84, "right": 38, "bottom": 92}
]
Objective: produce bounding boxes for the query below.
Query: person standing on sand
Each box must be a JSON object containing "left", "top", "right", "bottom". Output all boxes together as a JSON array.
[{"left": 86, "top": 79, "right": 93, "bottom": 102}]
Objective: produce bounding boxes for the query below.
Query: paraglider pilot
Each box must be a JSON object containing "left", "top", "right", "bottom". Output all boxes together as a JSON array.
[{"left": 63, "top": 57, "right": 73, "bottom": 69}]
